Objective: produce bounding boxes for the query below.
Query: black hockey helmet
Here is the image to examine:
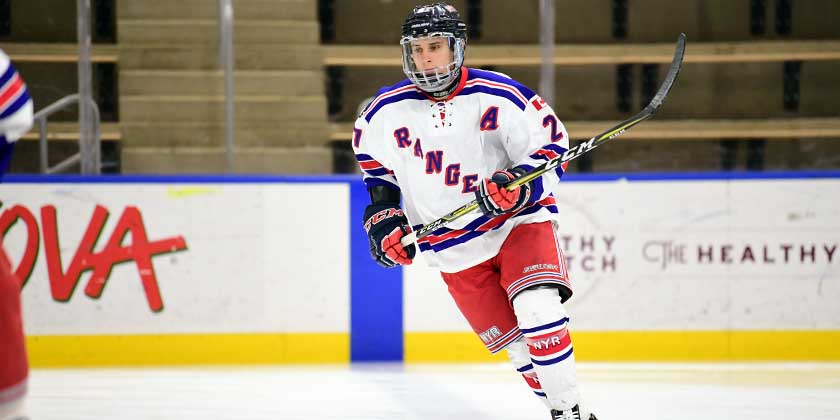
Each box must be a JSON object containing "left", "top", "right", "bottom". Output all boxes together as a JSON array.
[
  {"left": 401, "top": 2, "right": 467, "bottom": 41},
  {"left": 400, "top": 3, "right": 468, "bottom": 93}
]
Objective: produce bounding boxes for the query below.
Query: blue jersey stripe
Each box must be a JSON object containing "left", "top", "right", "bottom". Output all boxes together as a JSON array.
[
  {"left": 363, "top": 168, "right": 391, "bottom": 177},
  {"left": 354, "top": 153, "right": 375, "bottom": 161},
  {"left": 529, "top": 178, "right": 546, "bottom": 205},
  {"left": 417, "top": 199, "right": 550, "bottom": 241},
  {"left": 0, "top": 63, "right": 15, "bottom": 88},
  {"left": 418, "top": 228, "right": 483, "bottom": 252},
  {"left": 373, "top": 78, "right": 414, "bottom": 97},
  {"left": 530, "top": 143, "right": 569, "bottom": 161},
  {"left": 0, "top": 90, "right": 30, "bottom": 119},
  {"left": 363, "top": 78, "right": 424, "bottom": 122},
  {"left": 467, "top": 68, "right": 536, "bottom": 101},
  {"left": 363, "top": 70, "right": 538, "bottom": 122},
  {"left": 364, "top": 90, "right": 426, "bottom": 122},
  {"left": 418, "top": 203, "right": 558, "bottom": 252},
  {"left": 460, "top": 85, "right": 527, "bottom": 110},
  {"left": 543, "top": 143, "right": 568, "bottom": 154}
]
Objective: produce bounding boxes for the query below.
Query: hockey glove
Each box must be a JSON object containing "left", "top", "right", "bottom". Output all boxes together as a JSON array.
[
  {"left": 363, "top": 203, "right": 416, "bottom": 268},
  {"left": 475, "top": 168, "right": 532, "bottom": 217}
]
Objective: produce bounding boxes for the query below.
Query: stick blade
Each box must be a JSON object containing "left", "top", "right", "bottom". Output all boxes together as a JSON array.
[{"left": 647, "top": 33, "right": 687, "bottom": 112}]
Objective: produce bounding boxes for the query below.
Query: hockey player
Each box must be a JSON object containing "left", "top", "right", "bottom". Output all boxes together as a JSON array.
[
  {"left": 353, "top": 3, "right": 597, "bottom": 420},
  {"left": 0, "top": 48, "right": 34, "bottom": 420}
]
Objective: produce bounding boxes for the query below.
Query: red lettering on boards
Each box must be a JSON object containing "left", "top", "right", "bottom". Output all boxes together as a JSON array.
[{"left": 0, "top": 204, "right": 188, "bottom": 312}]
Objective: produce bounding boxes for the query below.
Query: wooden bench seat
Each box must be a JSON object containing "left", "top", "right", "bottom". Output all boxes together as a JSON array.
[
  {"left": 329, "top": 118, "right": 840, "bottom": 141},
  {"left": 0, "top": 43, "right": 119, "bottom": 63},
  {"left": 21, "top": 122, "right": 121, "bottom": 141},
  {"left": 324, "top": 40, "right": 840, "bottom": 66}
]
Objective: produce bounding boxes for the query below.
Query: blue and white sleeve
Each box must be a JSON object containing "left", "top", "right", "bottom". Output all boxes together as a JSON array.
[
  {"left": 505, "top": 94, "right": 570, "bottom": 204},
  {"left": 351, "top": 115, "right": 400, "bottom": 193},
  {"left": 0, "top": 49, "right": 34, "bottom": 177}
]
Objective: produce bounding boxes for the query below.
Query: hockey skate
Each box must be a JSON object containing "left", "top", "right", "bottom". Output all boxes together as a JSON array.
[{"left": 549, "top": 404, "right": 597, "bottom": 420}]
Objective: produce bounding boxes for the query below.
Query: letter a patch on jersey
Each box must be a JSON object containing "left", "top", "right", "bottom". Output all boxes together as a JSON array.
[{"left": 480, "top": 106, "right": 499, "bottom": 131}]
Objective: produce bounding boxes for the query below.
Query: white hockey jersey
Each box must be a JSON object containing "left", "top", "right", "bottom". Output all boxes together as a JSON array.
[
  {"left": 353, "top": 67, "right": 570, "bottom": 273},
  {"left": 0, "top": 49, "right": 34, "bottom": 178}
]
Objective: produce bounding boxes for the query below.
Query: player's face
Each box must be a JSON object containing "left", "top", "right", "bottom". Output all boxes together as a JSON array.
[{"left": 410, "top": 37, "right": 454, "bottom": 73}]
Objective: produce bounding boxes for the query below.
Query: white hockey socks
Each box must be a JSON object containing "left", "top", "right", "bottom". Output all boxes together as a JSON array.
[
  {"left": 0, "top": 379, "right": 28, "bottom": 420},
  {"left": 506, "top": 337, "right": 552, "bottom": 409},
  {"left": 0, "top": 398, "right": 27, "bottom": 420},
  {"left": 512, "top": 286, "right": 580, "bottom": 412}
]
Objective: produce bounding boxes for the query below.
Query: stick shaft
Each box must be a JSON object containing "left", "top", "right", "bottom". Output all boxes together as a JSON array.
[{"left": 402, "top": 34, "right": 687, "bottom": 247}]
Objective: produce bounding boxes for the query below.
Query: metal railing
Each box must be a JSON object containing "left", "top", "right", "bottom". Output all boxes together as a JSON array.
[
  {"left": 35, "top": 94, "right": 102, "bottom": 174},
  {"left": 539, "top": 0, "right": 555, "bottom": 107},
  {"left": 32, "top": 1, "right": 233, "bottom": 175},
  {"left": 218, "top": 0, "right": 235, "bottom": 172},
  {"left": 77, "top": 0, "right": 99, "bottom": 174}
]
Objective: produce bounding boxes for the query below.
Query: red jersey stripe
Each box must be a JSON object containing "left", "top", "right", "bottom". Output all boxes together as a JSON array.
[{"left": 0, "top": 75, "right": 23, "bottom": 109}]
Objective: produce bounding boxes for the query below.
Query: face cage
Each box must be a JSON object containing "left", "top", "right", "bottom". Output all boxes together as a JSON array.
[{"left": 400, "top": 35, "right": 466, "bottom": 93}]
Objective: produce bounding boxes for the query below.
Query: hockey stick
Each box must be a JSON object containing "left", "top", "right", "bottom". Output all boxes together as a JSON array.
[{"left": 401, "top": 33, "right": 686, "bottom": 247}]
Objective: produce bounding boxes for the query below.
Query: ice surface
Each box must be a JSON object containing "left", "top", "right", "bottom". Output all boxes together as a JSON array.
[{"left": 26, "top": 362, "right": 840, "bottom": 419}]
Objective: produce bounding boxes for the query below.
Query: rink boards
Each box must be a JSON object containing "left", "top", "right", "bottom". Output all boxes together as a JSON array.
[{"left": 2, "top": 172, "right": 839, "bottom": 366}]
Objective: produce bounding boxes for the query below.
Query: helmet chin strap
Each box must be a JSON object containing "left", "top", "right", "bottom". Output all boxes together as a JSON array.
[{"left": 427, "top": 67, "right": 461, "bottom": 99}]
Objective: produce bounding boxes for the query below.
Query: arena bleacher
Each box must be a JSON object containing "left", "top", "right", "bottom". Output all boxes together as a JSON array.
[{"left": 3, "top": 0, "right": 839, "bottom": 174}]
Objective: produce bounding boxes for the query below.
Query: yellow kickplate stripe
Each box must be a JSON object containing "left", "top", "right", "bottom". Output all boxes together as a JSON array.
[
  {"left": 26, "top": 330, "right": 840, "bottom": 367},
  {"left": 406, "top": 330, "right": 840, "bottom": 363},
  {"left": 405, "top": 332, "right": 510, "bottom": 363},
  {"left": 27, "top": 333, "right": 349, "bottom": 367}
]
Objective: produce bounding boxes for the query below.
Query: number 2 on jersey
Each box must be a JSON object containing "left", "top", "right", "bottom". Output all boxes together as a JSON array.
[{"left": 542, "top": 115, "right": 564, "bottom": 143}]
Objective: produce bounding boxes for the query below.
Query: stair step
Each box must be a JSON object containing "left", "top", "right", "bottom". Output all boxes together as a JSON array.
[
  {"left": 120, "top": 95, "right": 327, "bottom": 122},
  {"left": 118, "top": 0, "right": 316, "bottom": 21},
  {"left": 22, "top": 122, "right": 121, "bottom": 141},
  {"left": 120, "top": 122, "right": 330, "bottom": 148},
  {"left": 120, "top": 70, "right": 323, "bottom": 96},
  {"left": 119, "top": 44, "right": 323, "bottom": 70},
  {"left": 119, "top": 20, "right": 319, "bottom": 45},
  {"left": 120, "top": 146, "right": 332, "bottom": 174},
  {"left": 0, "top": 42, "right": 118, "bottom": 63}
]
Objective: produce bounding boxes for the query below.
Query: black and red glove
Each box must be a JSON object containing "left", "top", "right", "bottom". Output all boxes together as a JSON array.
[
  {"left": 363, "top": 203, "right": 416, "bottom": 268},
  {"left": 475, "top": 168, "right": 532, "bottom": 217}
]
